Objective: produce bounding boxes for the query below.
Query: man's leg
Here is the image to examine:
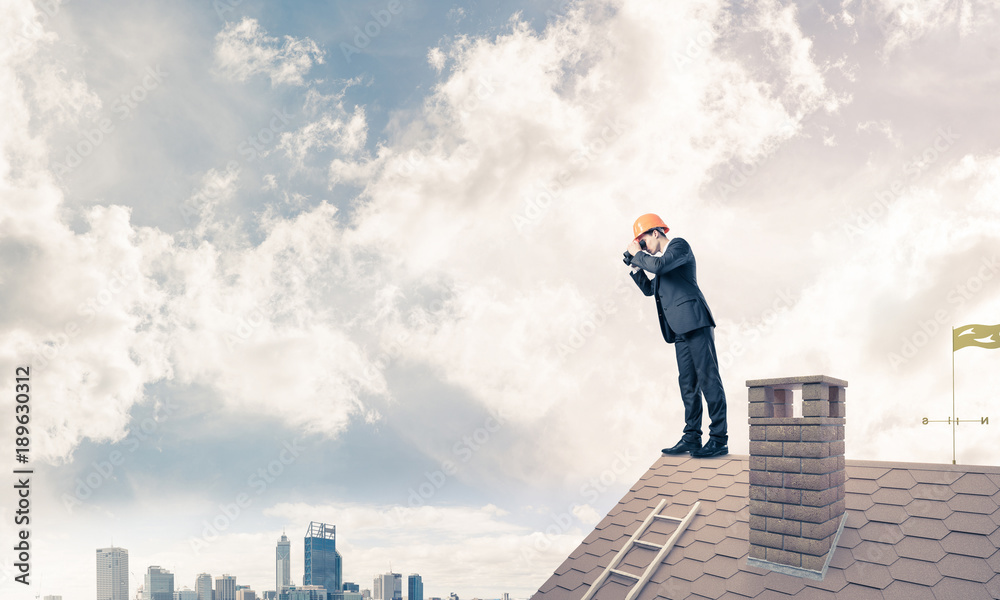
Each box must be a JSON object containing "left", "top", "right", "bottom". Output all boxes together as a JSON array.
[
  {"left": 684, "top": 326, "right": 728, "bottom": 444},
  {"left": 674, "top": 335, "right": 703, "bottom": 442}
]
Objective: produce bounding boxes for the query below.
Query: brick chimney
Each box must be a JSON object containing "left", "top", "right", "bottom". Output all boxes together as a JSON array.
[{"left": 746, "top": 375, "right": 848, "bottom": 579}]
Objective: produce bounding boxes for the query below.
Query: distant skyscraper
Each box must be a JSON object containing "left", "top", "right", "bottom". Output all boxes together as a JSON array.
[
  {"left": 406, "top": 575, "right": 422, "bottom": 600},
  {"left": 276, "top": 532, "right": 291, "bottom": 593},
  {"left": 303, "top": 522, "right": 342, "bottom": 594},
  {"left": 235, "top": 590, "right": 256, "bottom": 600},
  {"left": 97, "top": 547, "right": 129, "bottom": 600},
  {"left": 342, "top": 583, "right": 359, "bottom": 593},
  {"left": 374, "top": 574, "right": 402, "bottom": 600},
  {"left": 215, "top": 575, "right": 237, "bottom": 600},
  {"left": 196, "top": 574, "right": 213, "bottom": 600},
  {"left": 145, "top": 566, "right": 175, "bottom": 600},
  {"left": 174, "top": 590, "right": 198, "bottom": 600},
  {"left": 282, "top": 585, "right": 326, "bottom": 600}
]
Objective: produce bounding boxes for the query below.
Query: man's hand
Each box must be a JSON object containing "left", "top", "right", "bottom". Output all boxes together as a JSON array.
[{"left": 627, "top": 239, "right": 641, "bottom": 255}]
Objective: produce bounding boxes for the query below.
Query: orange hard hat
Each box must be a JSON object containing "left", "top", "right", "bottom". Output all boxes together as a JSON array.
[{"left": 633, "top": 213, "right": 669, "bottom": 241}]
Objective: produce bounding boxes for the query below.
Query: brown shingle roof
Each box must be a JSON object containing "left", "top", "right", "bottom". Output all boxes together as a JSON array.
[{"left": 531, "top": 455, "right": 1000, "bottom": 599}]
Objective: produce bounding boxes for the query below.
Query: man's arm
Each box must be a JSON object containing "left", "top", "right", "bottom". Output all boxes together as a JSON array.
[
  {"left": 628, "top": 238, "right": 692, "bottom": 276},
  {"left": 629, "top": 267, "right": 654, "bottom": 296}
]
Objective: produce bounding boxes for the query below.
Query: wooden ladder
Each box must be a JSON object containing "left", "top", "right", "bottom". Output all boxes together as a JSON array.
[{"left": 580, "top": 500, "right": 701, "bottom": 600}]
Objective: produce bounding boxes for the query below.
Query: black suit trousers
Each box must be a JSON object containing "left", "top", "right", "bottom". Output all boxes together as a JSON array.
[{"left": 674, "top": 326, "right": 728, "bottom": 444}]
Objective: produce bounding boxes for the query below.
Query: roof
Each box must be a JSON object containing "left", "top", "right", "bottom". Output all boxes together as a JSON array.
[{"left": 531, "top": 455, "right": 1000, "bottom": 599}]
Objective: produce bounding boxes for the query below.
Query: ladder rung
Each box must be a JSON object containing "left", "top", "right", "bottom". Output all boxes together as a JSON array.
[
  {"left": 609, "top": 568, "right": 639, "bottom": 580},
  {"left": 653, "top": 514, "right": 683, "bottom": 522},
  {"left": 633, "top": 540, "right": 664, "bottom": 551}
]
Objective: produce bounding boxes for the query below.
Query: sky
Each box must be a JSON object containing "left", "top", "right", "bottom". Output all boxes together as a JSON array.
[{"left": 1, "top": 0, "right": 1000, "bottom": 597}]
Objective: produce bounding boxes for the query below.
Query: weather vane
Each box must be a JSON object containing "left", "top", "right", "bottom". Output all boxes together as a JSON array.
[{"left": 921, "top": 324, "right": 997, "bottom": 464}]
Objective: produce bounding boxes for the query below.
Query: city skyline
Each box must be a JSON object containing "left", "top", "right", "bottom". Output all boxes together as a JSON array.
[{"left": 88, "top": 531, "right": 460, "bottom": 600}]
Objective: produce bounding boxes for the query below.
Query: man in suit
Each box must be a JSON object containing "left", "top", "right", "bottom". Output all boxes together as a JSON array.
[{"left": 623, "top": 213, "right": 728, "bottom": 458}]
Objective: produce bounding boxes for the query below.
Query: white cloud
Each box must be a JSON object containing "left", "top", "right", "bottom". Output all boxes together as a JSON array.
[
  {"left": 213, "top": 17, "right": 325, "bottom": 87},
  {"left": 857, "top": 119, "right": 900, "bottom": 147},
  {"left": 278, "top": 106, "right": 368, "bottom": 169},
  {"left": 870, "top": 0, "right": 1000, "bottom": 54},
  {"left": 319, "top": 0, "right": 851, "bottom": 485},
  {"left": 0, "top": 17, "right": 383, "bottom": 464},
  {"left": 427, "top": 46, "right": 446, "bottom": 72}
]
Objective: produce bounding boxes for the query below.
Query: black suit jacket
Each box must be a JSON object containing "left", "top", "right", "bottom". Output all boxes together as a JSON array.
[{"left": 629, "top": 237, "right": 716, "bottom": 344}]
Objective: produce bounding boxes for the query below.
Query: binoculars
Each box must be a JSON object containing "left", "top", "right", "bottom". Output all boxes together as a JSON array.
[{"left": 622, "top": 239, "right": 647, "bottom": 265}]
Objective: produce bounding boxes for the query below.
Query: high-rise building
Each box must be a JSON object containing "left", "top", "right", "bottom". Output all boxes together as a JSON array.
[
  {"left": 406, "top": 576, "right": 422, "bottom": 600},
  {"left": 215, "top": 575, "right": 237, "bottom": 600},
  {"left": 97, "top": 547, "right": 129, "bottom": 600},
  {"left": 174, "top": 590, "right": 198, "bottom": 600},
  {"left": 235, "top": 590, "right": 256, "bottom": 600},
  {"left": 144, "top": 566, "right": 175, "bottom": 600},
  {"left": 196, "top": 574, "right": 213, "bottom": 600},
  {"left": 303, "top": 522, "right": 342, "bottom": 594},
  {"left": 281, "top": 585, "right": 327, "bottom": 600},
  {"left": 276, "top": 532, "right": 291, "bottom": 593},
  {"left": 373, "top": 574, "right": 402, "bottom": 600},
  {"left": 342, "top": 583, "right": 359, "bottom": 593}
]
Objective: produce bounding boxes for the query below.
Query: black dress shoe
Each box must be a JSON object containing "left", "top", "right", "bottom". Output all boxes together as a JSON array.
[
  {"left": 661, "top": 438, "right": 702, "bottom": 455},
  {"left": 691, "top": 439, "right": 728, "bottom": 458}
]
